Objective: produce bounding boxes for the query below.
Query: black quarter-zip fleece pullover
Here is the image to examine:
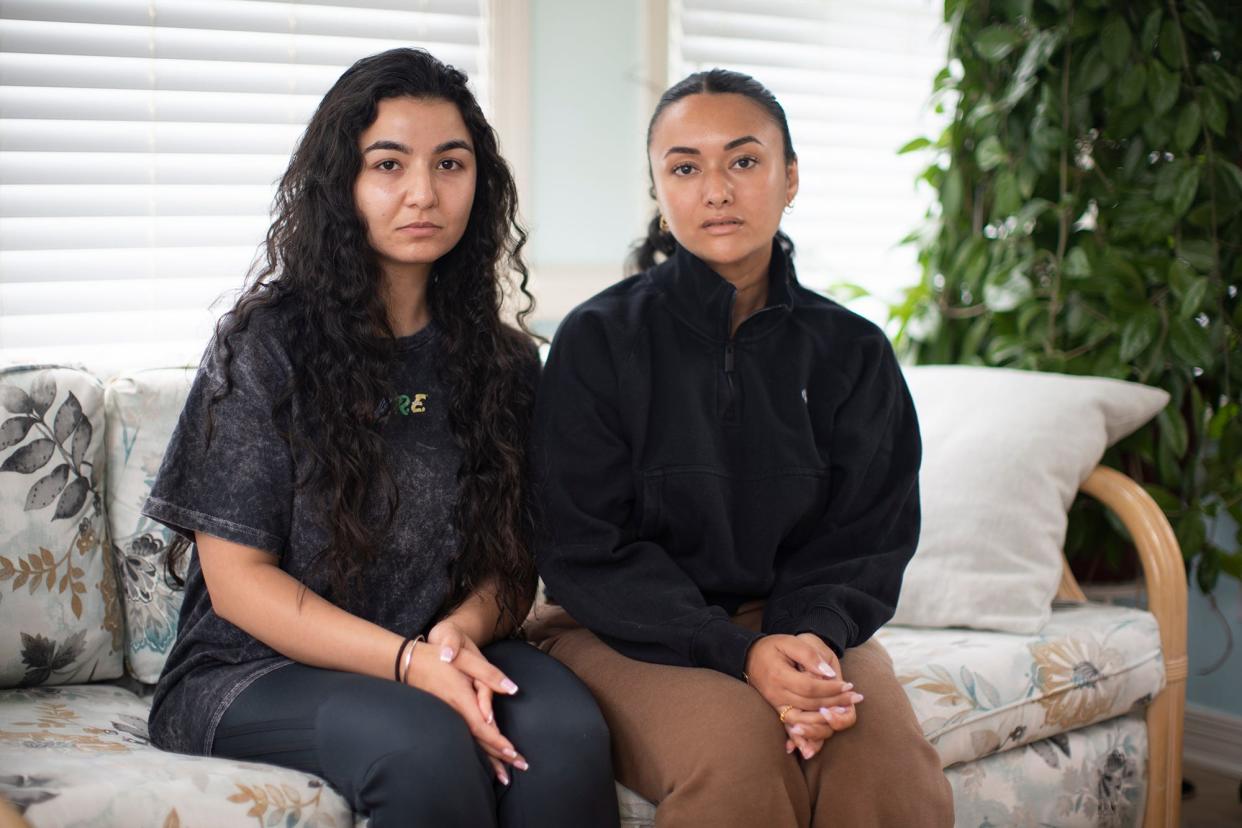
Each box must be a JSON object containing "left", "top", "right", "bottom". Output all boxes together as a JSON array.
[{"left": 533, "top": 240, "right": 921, "bottom": 679}]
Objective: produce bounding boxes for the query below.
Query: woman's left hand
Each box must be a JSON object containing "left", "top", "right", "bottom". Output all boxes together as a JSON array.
[{"left": 429, "top": 618, "right": 522, "bottom": 783}]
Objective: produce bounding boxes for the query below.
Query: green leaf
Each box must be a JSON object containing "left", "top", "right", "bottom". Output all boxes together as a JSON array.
[
  {"left": 1179, "top": 277, "right": 1210, "bottom": 318},
  {"left": 1119, "top": 309, "right": 1159, "bottom": 362},
  {"left": 1198, "top": 64, "right": 1242, "bottom": 101},
  {"left": 1142, "top": 483, "right": 1181, "bottom": 514},
  {"left": 1115, "top": 63, "right": 1147, "bottom": 108},
  {"left": 1173, "top": 102, "right": 1201, "bottom": 151},
  {"left": 1153, "top": 159, "right": 1184, "bottom": 203},
  {"left": 1168, "top": 258, "right": 1196, "bottom": 295},
  {"left": 1171, "top": 163, "right": 1201, "bottom": 218},
  {"left": 1208, "top": 403, "right": 1239, "bottom": 440},
  {"left": 1075, "top": 46, "right": 1111, "bottom": 94},
  {"left": 1000, "top": 31, "right": 1061, "bottom": 110},
  {"left": 1202, "top": 90, "right": 1226, "bottom": 136},
  {"left": 1169, "top": 317, "right": 1214, "bottom": 368},
  {"left": 975, "top": 24, "right": 1023, "bottom": 62},
  {"left": 1158, "top": 20, "right": 1182, "bottom": 69},
  {"left": 1184, "top": 0, "right": 1220, "bottom": 42},
  {"left": 1101, "top": 15, "right": 1132, "bottom": 68},
  {"left": 1063, "top": 246, "right": 1091, "bottom": 279},
  {"left": 898, "top": 136, "right": 932, "bottom": 154},
  {"left": 1139, "top": 8, "right": 1163, "bottom": 52},
  {"left": 1179, "top": 239, "right": 1215, "bottom": 272},
  {"left": 1013, "top": 197, "right": 1053, "bottom": 230},
  {"left": 993, "top": 170, "right": 1021, "bottom": 217},
  {"left": 942, "top": 168, "right": 964, "bottom": 219},
  {"left": 1017, "top": 163, "right": 1038, "bottom": 199},
  {"left": 1158, "top": 407, "right": 1189, "bottom": 459},
  {"left": 975, "top": 135, "right": 1007, "bottom": 171},
  {"left": 1146, "top": 61, "right": 1180, "bottom": 116},
  {"left": 1217, "top": 160, "right": 1242, "bottom": 199}
]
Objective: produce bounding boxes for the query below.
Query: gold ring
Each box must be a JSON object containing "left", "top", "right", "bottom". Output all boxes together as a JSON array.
[{"left": 778, "top": 704, "right": 793, "bottom": 723}]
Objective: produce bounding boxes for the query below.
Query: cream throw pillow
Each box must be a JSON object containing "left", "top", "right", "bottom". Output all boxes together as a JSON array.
[{"left": 892, "top": 366, "right": 1170, "bottom": 633}]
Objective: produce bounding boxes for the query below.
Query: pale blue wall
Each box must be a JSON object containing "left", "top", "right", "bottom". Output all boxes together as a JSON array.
[
  {"left": 1185, "top": 512, "right": 1242, "bottom": 717},
  {"left": 528, "top": 0, "right": 649, "bottom": 269}
]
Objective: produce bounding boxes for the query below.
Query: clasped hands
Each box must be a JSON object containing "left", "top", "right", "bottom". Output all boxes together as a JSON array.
[
  {"left": 745, "top": 633, "right": 864, "bottom": 760},
  {"left": 401, "top": 618, "right": 524, "bottom": 786}
]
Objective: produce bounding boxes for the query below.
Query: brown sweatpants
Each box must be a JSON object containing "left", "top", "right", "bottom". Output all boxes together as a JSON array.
[{"left": 527, "top": 603, "right": 954, "bottom": 828}]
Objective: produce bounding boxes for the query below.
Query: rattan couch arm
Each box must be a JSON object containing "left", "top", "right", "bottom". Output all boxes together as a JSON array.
[{"left": 1059, "top": 464, "right": 1187, "bottom": 828}]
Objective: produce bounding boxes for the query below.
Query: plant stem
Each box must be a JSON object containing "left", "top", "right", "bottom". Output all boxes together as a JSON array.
[
  {"left": 1047, "top": 3, "right": 1074, "bottom": 357},
  {"left": 1167, "top": 0, "right": 1230, "bottom": 401}
]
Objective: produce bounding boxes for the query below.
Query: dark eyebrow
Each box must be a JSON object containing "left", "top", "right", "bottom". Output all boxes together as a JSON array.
[
  {"left": 663, "top": 135, "right": 763, "bottom": 158},
  {"left": 363, "top": 139, "right": 410, "bottom": 154},
  {"left": 434, "top": 139, "right": 473, "bottom": 154},
  {"left": 362, "top": 138, "right": 474, "bottom": 155}
]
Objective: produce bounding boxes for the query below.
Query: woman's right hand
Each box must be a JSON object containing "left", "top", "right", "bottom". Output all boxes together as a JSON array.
[
  {"left": 403, "top": 640, "right": 527, "bottom": 783},
  {"left": 744, "top": 635, "right": 860, "bottom": 758}
]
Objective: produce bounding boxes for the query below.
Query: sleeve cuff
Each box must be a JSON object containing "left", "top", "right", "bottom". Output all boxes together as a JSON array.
[
  {"left": 690, "top": 617, "right": 765, "bottom": 679},
  {"left": 794, "top": 606, "right": 854, "bottom": 657}
]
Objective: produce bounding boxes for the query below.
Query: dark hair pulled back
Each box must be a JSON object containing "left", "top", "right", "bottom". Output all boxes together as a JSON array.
[
  {"left": 629, "top": 68, "right": 798, "bottom": 274},
  {"left": 165, "top": 48, "right": 538, "bottom": 634}
]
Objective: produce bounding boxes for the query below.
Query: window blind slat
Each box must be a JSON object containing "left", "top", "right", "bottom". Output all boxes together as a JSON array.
[
  {"left": 1, "top": 216, "right": 274, "bottom": 251},
  {"left": 0, "top": 50, "right": 479, "bottom": 93},
  {"left": 0, "top": 184, "right": 276, "bottom": 218},
  {"left": 0, "top": 118, "right": 306, "bottom": 154},
  {"left": 0, "top": 19, "right": 480, "bottom": 63},
  {"left": 0, "top": 152, "right": 289, "bottom": 185},
  {"left": 0, "top": 86, "right": 323, "bottom": 124},
  {"left": 1, "top": 247, "right": 261, "bottom": 284}
]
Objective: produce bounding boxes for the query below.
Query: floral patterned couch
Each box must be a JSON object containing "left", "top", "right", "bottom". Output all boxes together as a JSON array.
[{"left": 0, "top": 364, "right": 1187, "bottom": 828}]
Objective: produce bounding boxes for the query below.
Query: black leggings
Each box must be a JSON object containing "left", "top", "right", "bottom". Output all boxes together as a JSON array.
[{"left": 212, "top": 640, "right": 620, "bottom": 828}]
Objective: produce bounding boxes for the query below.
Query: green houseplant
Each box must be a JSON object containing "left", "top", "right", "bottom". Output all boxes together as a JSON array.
[{"left": 893, "top": 0, "right": 1241, "bottom": 593}]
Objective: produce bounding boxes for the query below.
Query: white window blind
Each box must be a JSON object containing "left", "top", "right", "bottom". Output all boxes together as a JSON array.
[
  {"left": 0, "top": 0, "right": 490, "bottom": 372},
  {"left": 671, "top": 0, "right": 948, "bottom": 326}
]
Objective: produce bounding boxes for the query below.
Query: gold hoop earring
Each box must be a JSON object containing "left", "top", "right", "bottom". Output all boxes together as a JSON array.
[{"left": 659, "top": 214, "right": 670, "bottom": 233}]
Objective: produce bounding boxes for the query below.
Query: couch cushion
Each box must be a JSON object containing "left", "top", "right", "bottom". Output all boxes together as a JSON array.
[
  {"left": 103, "top": 368, "right": 196, "bottom": 684},
  {"left": 894, "top": 366, "right": 1168, "bottom": 634},
  {"left": 878, "top": 601, "right": 1164, "bottom": 768},
  {"left": 948, "top": 712, "right": 1148, "bottom": 828},
  {"left": 0, "top": 684, "right": 361, "bottom": 827},
  {"left": 0, "top": 366, "right": 123, "bottom": 688},
  {"left": 615, "top": 712, "right": 1149, "bottom": 828}
]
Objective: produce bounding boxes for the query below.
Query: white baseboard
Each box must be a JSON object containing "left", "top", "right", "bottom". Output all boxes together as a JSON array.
[{"left": 1183, "top": 703, "right": 1242, "bottom": 778}]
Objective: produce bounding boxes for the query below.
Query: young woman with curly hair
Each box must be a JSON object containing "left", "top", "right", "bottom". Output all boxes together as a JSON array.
[
  {"left": 144, "top": 48, "right": 618, "bottom": 827},
  {"left": 528, "top": 69, "right": 953, "bottom": 827}
]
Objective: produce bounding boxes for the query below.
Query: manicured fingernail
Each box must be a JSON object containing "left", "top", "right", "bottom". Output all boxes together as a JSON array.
[
  {"left": 832, "top": 706, "right": 849, "bottom": 714},
  {"left": 818, "top": 662, "right": 836, "bottom": 678},
  {"left": 486, "top": 711, "right": 494, "bottom": 725},
  {"left": 842, "top": 682, "right": 854, "bottom": 691},
  {"left": 503, "top": 747, "right": 517, "bottom": 759},
  {"left": 786, "top": 742, "right": 796, "bottom": 754},
  {"left": 850, "top": 692, "right": 864, "bottom": 703},
  {"left": 800, "top": 745, "right": 813, "bottom": 759},
  {"left": 790, "top": 724, "right": 805, "bottom": 735},
  {"left": 819, "top": 707, "right": 833, "bottom": 721},
  {"left": 440, "top": 647, "right": 454, "bottom": 662},
  {"left": 514, "top": 759, "right": 530, "bottom": 771},
  {"left": 498, "top": 769, "right": 510, "bottom": 786},
  {"left": 501, "top": 679, "right": 519, "bottom": 694}
]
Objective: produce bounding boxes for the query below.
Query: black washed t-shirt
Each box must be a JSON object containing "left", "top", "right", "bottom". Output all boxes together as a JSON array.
[{"left": 144, "top": 310, "right": 467, "bottom": 755}]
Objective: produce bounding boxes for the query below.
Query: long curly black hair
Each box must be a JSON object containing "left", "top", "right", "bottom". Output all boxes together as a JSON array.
[
  {"left": 629, "top": 68, "right": 798, "bottom": 273},
  {"left": 166, "top": 48, "right": 539, "bottom": 633}
]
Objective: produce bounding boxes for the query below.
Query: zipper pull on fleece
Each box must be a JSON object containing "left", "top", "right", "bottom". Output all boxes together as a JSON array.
[{"left": 724, "top": 342, "right": 735, "bottom": 374}]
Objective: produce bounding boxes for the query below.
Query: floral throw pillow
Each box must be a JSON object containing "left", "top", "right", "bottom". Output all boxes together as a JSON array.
[
  {"left": 104, "top": 368, "right": 196, "bottom": 684},
  {"left": 0, "top": 366, "right": 123, "bottom": 688}
]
